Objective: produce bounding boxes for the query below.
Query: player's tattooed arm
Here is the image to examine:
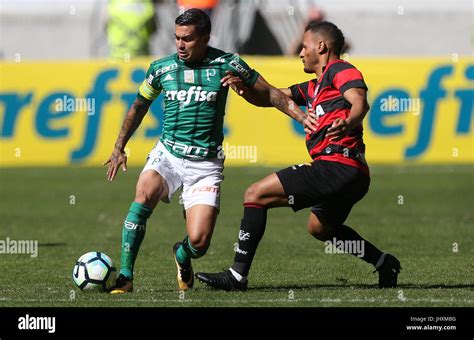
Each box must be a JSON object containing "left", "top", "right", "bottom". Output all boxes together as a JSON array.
[
  {"left": 326, "top": 87, "right": 370, "bottom": 141},
  {"left": 222, "top": 73, "right": 316, "bottom": 132},
  {"left": 103, "top": 98, "right": 151, "bottom": 181},
  {"left": 278, "top": 88, "right": 293, "bottom": 98},
  {"left": 221, "top": 71, "right": 268, "bottom": 106},
  {"left": 114, "top": 98, "right": 150, "bottom": 151},
  {"left": 253, "top": 75, "right": 315, "bottom": 129},
  {"left": 276, "top": 87, "right": 312, "bottom": 131}
]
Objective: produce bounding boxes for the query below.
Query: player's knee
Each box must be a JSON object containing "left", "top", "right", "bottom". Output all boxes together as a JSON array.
[
  {"left": 187, "top": 234, "right": 210, "bottom": 257},
  {"left": 244, "top": 182, "right": 263, "bottom": 203},
  {"left": 134, "top": 191, "right": 154, "bottom": 207},
  {"left": 134, "top": 187, "right": 163, "bottom": 208}
]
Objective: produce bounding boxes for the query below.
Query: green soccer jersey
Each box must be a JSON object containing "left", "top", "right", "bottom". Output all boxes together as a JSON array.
[{"left": 138, "top": 47, "right": 259, "bottom": 159}]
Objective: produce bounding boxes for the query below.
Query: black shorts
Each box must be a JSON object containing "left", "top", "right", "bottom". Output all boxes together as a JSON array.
[{"left": 276, "top": 160, "right": 370, "bottom": 227}]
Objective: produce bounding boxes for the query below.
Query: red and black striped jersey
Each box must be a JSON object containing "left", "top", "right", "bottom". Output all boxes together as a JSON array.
[{"left": 289, "top": 60, "right": 369, "bottom": 175}]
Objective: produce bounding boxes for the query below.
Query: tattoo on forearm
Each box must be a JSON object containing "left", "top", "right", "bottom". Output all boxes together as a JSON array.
[
  {"left": 115, "top": 101, "right": 148, "bottom": 150},
  {"left": 269, "top": 88, "right": 303, "bottom": 123}
]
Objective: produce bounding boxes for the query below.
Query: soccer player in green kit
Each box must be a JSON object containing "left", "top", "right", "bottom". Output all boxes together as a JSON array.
[{"left": 103, "top": 8, "right": 312, "bottom": 293}]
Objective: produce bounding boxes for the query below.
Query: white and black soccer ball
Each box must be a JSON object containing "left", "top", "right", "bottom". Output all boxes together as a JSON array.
[{"left": 72, "top": 252, "right": 117, "bottom": 291}]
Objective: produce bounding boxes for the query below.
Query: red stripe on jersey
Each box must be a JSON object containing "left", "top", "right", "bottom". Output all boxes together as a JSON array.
[
  {"left": 297, "top": 85, "right": 306, "bottom": 101},
  {"left": 300, "top": 60, "right": 369, "bottom": 175},
  {"left": 315, "top": 108, "right": 347, "bottom": 130},
  {"left": 316, "top": 88, "right": 343, "bottom": 105},
  {"left": 308, "top": 133, "right": 361, "bottom": 158},
  {"left": 317, "top": 155, "right": 369, "bottom": 176},
  {"left": 308, "top": 81, "right": 315, "bottom": 99},
  {"left": 333, "top": 68, "right": 364, "bottom": 91}
]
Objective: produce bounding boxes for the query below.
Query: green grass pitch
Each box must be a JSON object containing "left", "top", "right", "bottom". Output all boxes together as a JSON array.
[{"left": 0, "top": 165, "right": 472, "bottom": 307}]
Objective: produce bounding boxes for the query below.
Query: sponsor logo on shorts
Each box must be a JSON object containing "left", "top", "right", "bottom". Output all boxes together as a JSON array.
[{"left": 192, "top": 186, "right": 220, "bottom": 195}]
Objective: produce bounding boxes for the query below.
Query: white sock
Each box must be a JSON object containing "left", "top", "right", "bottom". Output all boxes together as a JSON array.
[{"left": 229, "top": 268, "right": 247, "bottom": 282}]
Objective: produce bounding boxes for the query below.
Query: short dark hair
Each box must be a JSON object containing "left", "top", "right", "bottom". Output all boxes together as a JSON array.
[
  {"left": 175, "top": 8, "right": 211, "bottom": 35},
  {"left": 305, "top": 21, "right": 345, "bottom": 55}
]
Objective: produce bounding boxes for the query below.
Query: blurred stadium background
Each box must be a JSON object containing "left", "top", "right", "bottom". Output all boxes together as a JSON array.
[
  {"left": 0, "top": 0, "right": 472, "bottom": 166},
  {"left": 0, "top": 0, "right": 472, "bottom": 307}
]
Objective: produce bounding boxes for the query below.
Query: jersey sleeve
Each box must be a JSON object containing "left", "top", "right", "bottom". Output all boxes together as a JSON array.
[
  {"left": 138, "top": 63, "right": 162, "bottom": 102},
  {"left": 331, "top": 65, "right": 368, "bottom": 95},
  {"left": 226, "top": 55, "right": 259, "bottom": 87},
  {"left": 288, "top": 81, "right": 309, "bottom": 106}
]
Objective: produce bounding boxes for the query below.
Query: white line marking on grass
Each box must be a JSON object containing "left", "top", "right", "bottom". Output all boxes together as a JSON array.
[{"left": 1, "top": 297, "right": 473, "bottom": 304}]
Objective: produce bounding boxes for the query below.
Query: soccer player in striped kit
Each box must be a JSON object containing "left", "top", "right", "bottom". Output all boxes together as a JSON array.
[{"left": 197, "top": 21, "right": 401, "bottom": 290}]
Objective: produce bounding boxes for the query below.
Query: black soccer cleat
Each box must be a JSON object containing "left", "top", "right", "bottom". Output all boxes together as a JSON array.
[
  {"left": 196, "top": 270, "right": 248, "bottom": 291},
  {"left": 173, "top": 242, "right": 194, "bottom": 290},
  {"left": 109, "top": 274, "right": 133, "bottom": 294},
  {"left": 374, "top": 253, "right": 401, "bottom": 288}
]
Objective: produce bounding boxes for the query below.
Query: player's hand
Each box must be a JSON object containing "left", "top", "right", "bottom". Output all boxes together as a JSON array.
[
  {"left": 326, "top": 118, "right": 350, "bottom": 141},
  {"left": 221, "top": 71, "right": 247, "bottom": 95},
  {"left": 303, "top": 109, "right": 318, "bottom": 134},
  {"left": 103, "top": 148, "right": 127, "bottom": 181}
]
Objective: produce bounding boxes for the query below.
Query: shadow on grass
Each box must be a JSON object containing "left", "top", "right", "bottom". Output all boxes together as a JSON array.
[
  {"left": 245, "top": 283, "right": 474, "bottom": 291},
  {"left": 39, "top": 242, "right": 67, "bottom": 247}
]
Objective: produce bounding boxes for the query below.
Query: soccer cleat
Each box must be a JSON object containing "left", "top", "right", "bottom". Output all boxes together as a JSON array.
[
  {"left": 173, "top": 242, "right": 194, "bottom": 290},
  {"left": 195, "top": 270, "right": 248, "bottom": 291},
  {"left": 109, "top": 274, "right": 133, "bottom": 294},
  {"left": 374, "top": 253, "right": 401, "bottom": 288}
]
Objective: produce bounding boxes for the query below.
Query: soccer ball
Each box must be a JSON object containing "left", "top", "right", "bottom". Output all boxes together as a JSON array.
[{"left": 72, "top": 252, "right": 117, "bottom": 291}]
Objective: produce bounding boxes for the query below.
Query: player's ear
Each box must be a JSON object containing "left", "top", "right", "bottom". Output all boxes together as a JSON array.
[
  {"left": 318, "top": 40, "right": 328, "bottom": 54},
  {"left": 203, "top": 34, "right": 210, "bottom": 44}
]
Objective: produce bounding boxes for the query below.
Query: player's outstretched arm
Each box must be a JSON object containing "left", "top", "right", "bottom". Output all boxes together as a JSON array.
[
  {"left": 252, "top": 75, "right": 317, "bottom": 131},
  {"left": 222, "top": 72, "right": 295, "bottom": 105},
  {"left": 222, "top": 72, "right": 295, "bottom": 107},
  {"left": 222, "top": 72, "right": 317, "bottom": 132},
  {"left": 103, "top": 98, "right": 151, "bottom": 181},
  {"left": 221, "top": 71, "right": 269, "bottom": 106}
]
